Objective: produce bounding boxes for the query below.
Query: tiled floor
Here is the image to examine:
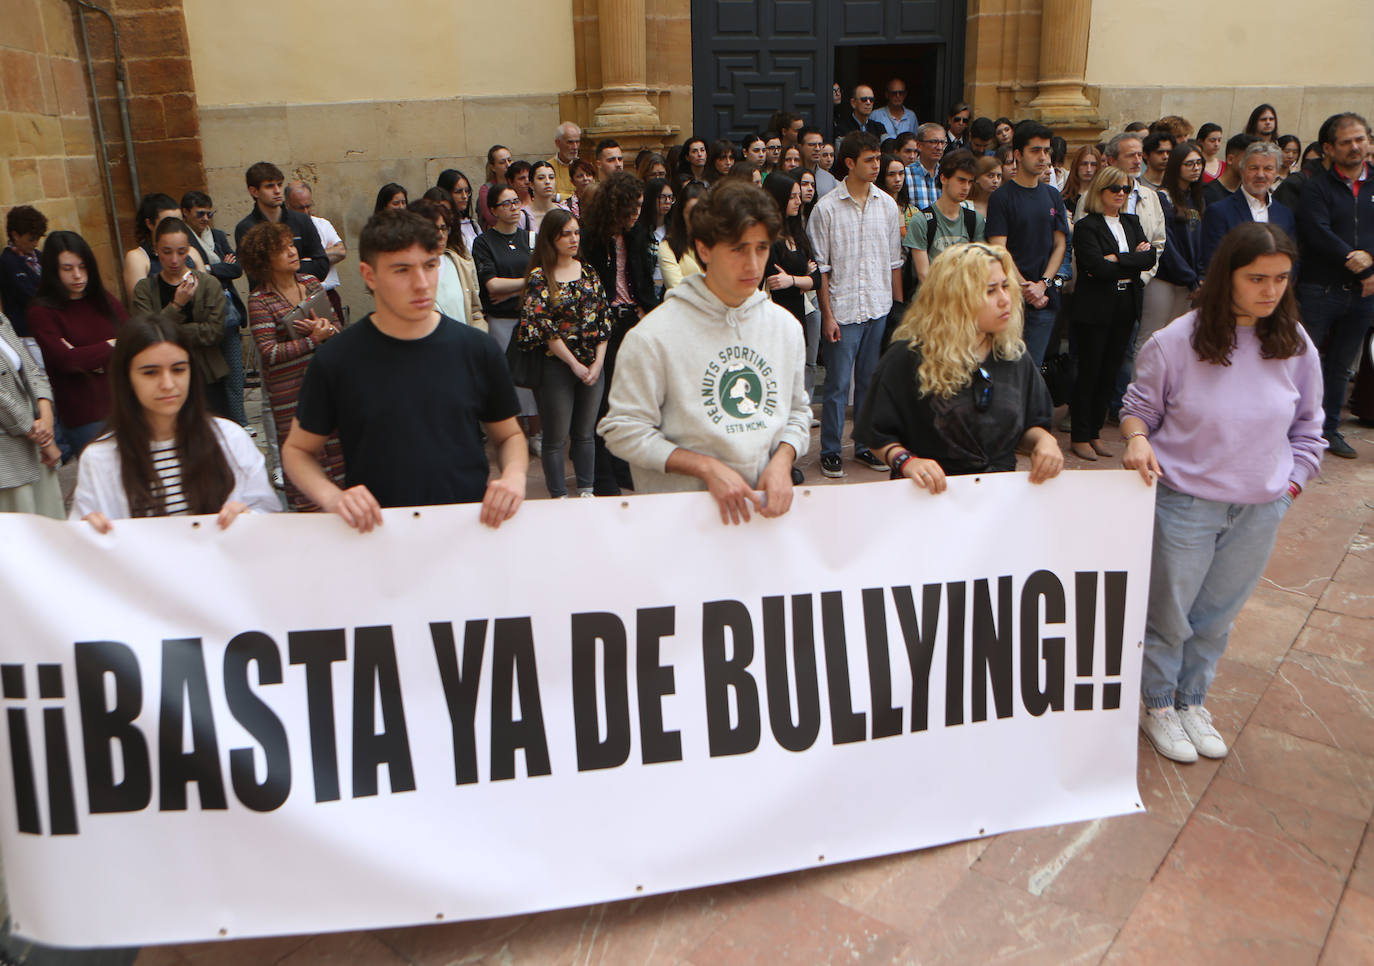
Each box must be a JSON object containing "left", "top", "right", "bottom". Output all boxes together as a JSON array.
[{"left": 122, "top": 410, "right": 1374, "bottom": 966}]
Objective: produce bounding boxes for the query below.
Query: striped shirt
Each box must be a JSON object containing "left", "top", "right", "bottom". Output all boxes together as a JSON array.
[{"left": 149, "top": 438, "right": 189, "bottom": 515}]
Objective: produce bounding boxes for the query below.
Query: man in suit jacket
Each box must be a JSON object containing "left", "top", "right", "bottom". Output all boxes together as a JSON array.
[
  {"left": 1199, "top": 142, "right": 1296, "bottom": 273},
  {"left": 834, "top": 85, "right": 887, "bottom": 140}
]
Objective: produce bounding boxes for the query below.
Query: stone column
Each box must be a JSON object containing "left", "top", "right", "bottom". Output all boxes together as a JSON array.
[
  {"left": 590, "top": 0, "right": 663, "bottom": 133},
  {"left": 1027, "top": 0, "right": 1103, "bottom": 145}
]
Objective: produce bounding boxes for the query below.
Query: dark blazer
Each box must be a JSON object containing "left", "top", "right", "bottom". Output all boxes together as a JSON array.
[
  {"left": 1071, "top": 212, "right": 1155, "bottom": 324},
  {"left": 234, "top": 207, "right": 329, "bottom": 284},
  {"left": 1198, "top": 189, "right": 1297, "bottom": 274},
  {"left": 583, "top": 223, "right": 660, "bottom": 314},
  {"left": 834, "top": 114, "right": 887, "bottom": 140},
  {"left": 1297, "top": 163, "right": 1374, "bottom": 289},
  {"left": 187, "top": 227, "right": 247, "bottom": 325}
]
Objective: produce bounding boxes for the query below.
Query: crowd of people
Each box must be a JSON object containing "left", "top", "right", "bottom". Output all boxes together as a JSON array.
[{"left": 2, "top": 89, "right": 1372, "bottom": 765}]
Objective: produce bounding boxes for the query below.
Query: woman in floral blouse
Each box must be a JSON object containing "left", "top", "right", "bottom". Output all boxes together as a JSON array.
[
  {"left": 517, "top": 208, "right": 611, "bottom": 498},
  {"left": 239, "top": 221, "right": 346, "bottom": 510}
]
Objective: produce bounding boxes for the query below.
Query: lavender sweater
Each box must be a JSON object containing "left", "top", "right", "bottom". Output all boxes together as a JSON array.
[{"left": 1121, "top": 311, "right": 1325, "bottom": 504}]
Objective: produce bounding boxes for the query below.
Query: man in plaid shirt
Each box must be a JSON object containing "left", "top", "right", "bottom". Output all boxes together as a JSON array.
[{"left": 905, "top": 123, "right": 947, "bottom": 212}]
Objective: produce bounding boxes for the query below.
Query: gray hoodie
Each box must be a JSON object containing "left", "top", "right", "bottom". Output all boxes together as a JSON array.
[{"left": 599, "top": 273, "right": 811, "bottom": 493}]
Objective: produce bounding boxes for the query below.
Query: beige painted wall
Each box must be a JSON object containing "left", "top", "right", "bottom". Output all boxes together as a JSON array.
[
  {"left": 183, "top": 0, "right": 574, "bottom": 106},
  {"left": 1085, "top": 0, "right": 1374, "bottom": 141},
  {"left": 1086, "top": 0, "right": 1372, "bottom": 89},
  {"left": 182, "top": 0, "right": 576, "bottom": 314}
]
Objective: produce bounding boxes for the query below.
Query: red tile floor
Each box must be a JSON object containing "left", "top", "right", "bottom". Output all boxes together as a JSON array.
[{"left": 134, "top": 409, "right": 1374, "bottom": 966}]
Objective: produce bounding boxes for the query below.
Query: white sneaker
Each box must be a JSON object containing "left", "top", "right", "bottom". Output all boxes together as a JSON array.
[
  {"left": 1141, "top": 707, "right": 1198, "bottom": 763},
  {"left": 578, "top": 490, "right": 595, "bottom": 498},
  {"left": 528, "top": 432, "right": 543, "bottom": 457},
  {"left": 1176, "top": 704, "right": 1228, "bottom": 758}
]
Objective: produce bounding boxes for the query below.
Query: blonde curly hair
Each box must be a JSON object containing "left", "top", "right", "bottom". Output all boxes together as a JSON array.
[{"left": 894, "top": 242, "right": 1025, "bottom": 399}]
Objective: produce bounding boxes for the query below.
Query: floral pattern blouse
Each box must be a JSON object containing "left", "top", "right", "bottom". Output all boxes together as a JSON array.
[{"left": 517, "top": 264, "right": 612, "bottom": 366}]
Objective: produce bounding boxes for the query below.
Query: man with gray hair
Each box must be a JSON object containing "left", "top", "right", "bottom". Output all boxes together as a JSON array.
[
  {"left": 285, "top": 180, "right": 347, "bottom": 321},
  {"left": 550, "top": 122, "right": 582, "bottom": 198},
  {"left": 904, "top": 122, "right": 946, "bottom": 211},
  {"left": 1198, "top": 141, "right": 1295, "bottom": 271}
]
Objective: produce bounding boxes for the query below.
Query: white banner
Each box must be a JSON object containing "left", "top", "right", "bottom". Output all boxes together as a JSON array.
[{"left": 0, "top": 471, "right": 1153, "bottom": 949}]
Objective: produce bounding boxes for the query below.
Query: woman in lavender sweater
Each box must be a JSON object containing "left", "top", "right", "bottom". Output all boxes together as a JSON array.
[{"left": 1120, "top": 223, "right": 1324, "bottom": 764}]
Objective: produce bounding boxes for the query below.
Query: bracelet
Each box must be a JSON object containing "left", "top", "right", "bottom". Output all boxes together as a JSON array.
[
  {"left": 1123, "top": 431, "right": 1148, "bottom": 443},
  {"left": 889, "top": 449, "right": 915, "bottom": 480},
  {"left": 1287, "top": 481, "right": 1301, "bottom": 499}
]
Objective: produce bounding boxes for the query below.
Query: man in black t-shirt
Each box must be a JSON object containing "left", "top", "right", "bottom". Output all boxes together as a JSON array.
[
  {"left": 986, "top": 122, "right": 1070, "bottom": 366},
  {"left": 283, "top": 210, "right": 527, "bottom": 531}
]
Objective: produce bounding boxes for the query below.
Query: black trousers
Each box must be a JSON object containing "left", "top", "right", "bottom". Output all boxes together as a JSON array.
[
  {"left": 1070, "top": 298, "right": 1135, "bottom": 443},
  {"left": 593, "top": 305, "right": 640, "bottom": 495}
]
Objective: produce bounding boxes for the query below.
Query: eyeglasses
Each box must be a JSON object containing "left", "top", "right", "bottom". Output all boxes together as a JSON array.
[
  {"left": 856, "top": 95, "right": 874, "bottom": 102},
  {"left": 494, "top": 198, "right": 522, "bottom": 209},
  {"left": 1103, "top": 184, "right": 1130, "bottom": 194},
  {"left": 1181, "top": 159, "right": 1205, "bottom": 168},
  {"left": 951, "top": 115, "right": 970, "bottom": 124},
  {"left": 190, "top": 209, "right": 215, "bottom": 219},
  {"left": 972, "top": 365, "right": 993, "bottom": 413},
  {"left": 888, "top": 89, "right": 906, "bottom": 96},
  {"left": 918, "top": 139, "right": 945, "bottom": 146}
]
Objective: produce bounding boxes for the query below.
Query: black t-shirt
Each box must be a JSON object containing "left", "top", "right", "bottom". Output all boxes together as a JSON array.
[
  {"left": 854, "top": 339, "right": 1053, "bottom": 475},
  {"left": 985, "top": 179, "right": 1070, "bottom": 285},
  {"left": 1202, "top": 178, "right": 1234, "bottom": 207},
  {"left": 471, "top": 228, "right": 533, "bottom": 317},
  {"left": 294, "top": 314, "right": 520, "bottom": 507}
]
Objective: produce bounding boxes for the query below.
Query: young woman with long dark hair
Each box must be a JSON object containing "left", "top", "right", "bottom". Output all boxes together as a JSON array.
[
  {"left": 28, "top": 231, "right": 127, "bottom": 455},
  {"left": 437, "top": 169, "right": 479, "bottom": 249},
  {"left": 706, "top": 139, "right": 736, "bottom": 183},
  {"left": 72, "top": 314, "right": 278, "bottom": 530},
  {"left": 763, "top": 173, "right": 820, "bottom": 395},
  {"left": 123, "top": 193, "right": 194, "bottom": 297},
  {"left": 1197, "top": 123, "right": 1225, "bottom": 182},
  {"left": 415, "top": 193, "right": 486, "bottom": 331},
  {"left": 1060, "top": 144, "right": 1103, "bottom": 223},
  {"left": 636, "top": 178, "right": 675, "bottom": 298},
  {"left": 1142, "top": 140, "right": 1207, "bottom": 348},
  {"left": 131, "top": 217, "right": 229, "bottom": 418},
  {"left": 675, "top": 137, "right": 708, "bottom": 187},
  {"left": 516, "top": 209, "right": 611, "bottom": 498},
  {"left": 1123, "top": 222, "right": 1323, "bottom": 763},
  {"left": 372, "top": 183, "right": 408, "bottom": 213}
]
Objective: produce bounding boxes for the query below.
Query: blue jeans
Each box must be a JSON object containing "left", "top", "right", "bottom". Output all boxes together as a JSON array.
[
  {"left": 1141, "top": 483, "right": 1289, "bottom": 708},
  {"left": 65, "top": 420, "right": 104, "bottom": 456},
  {"left": 534, "top": 355, "right": 604, "bottom": 497},
  {"left": 1297, "top": 282, "right": 1374, "bottom": 434},
  {"left": 1023, "top": 304, "right": 1056, "bottom": 368},
  {"left": 820, "top": 316, "right": 884, "bottom": 457}
]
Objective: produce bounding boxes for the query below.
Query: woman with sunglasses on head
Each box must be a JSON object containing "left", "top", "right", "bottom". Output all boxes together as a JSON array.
[
  {"left": 72, "top": 314, "right": 278, "bottom": 532},
  {"left": 855, "top": 242, "right": 1062, "bottom": 491},
  {"left": 1068, "top": 165, "right": 1156, "bottom": 462},
  {"left": 1122, "top": 223, "right": 1322, "bottom": 763}
]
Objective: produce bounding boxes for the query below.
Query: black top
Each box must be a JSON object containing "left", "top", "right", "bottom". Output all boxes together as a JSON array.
[
  {"left": 1202, "top": 178, "right": 1234, "bottom": 207},
  {"left": 765, "top": 238, "right": 818, "bottom": 323},
  {"left": 1070, "top": 212, "right": 1155, "bottom": 325},
  {"left": 294, "top": 314, "right": 520, "bottom": 508},
  {"left": 985, "top": 180, "right": 1071, "bottom": 285},
  {"left": 1298, "top": 162, "right": 1374, "bottom": 287},
  {"left": 581, "top": 224, "right": 660, "bottom": 314},
  {"left": 154, "top": 276, "right": 191, "bottom": 320},
  {"left": 233, "top": 207, "right": 329, "bottom": 284},
  {"left": 0, "top": 247, "right": 40, "bottom": 336},
  {"left": 471, "top": 227, "right": 533, "bottom": 317},
  {"left": 855, "top": 339, "right": 1053, "bottom": 475}
]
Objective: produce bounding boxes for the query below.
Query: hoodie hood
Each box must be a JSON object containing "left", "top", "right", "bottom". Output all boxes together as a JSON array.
[{"left": 664, "top": 272, "right": 772, "bottom": 334}]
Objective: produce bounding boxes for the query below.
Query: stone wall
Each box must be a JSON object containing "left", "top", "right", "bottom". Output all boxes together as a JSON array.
[
  {"left": 1, "top": 0, "right": 118, "bottom": 290},
  {"left": 197, "top": 95, "right": 563, "bottom": 317}
]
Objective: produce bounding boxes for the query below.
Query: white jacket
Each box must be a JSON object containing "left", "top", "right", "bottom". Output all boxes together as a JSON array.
[
  {"left": 70, "top": 418, "right": 280, "bottom": 520},
  {"left": 598, "top": 274, "right": 811, "bottom": 493}
]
